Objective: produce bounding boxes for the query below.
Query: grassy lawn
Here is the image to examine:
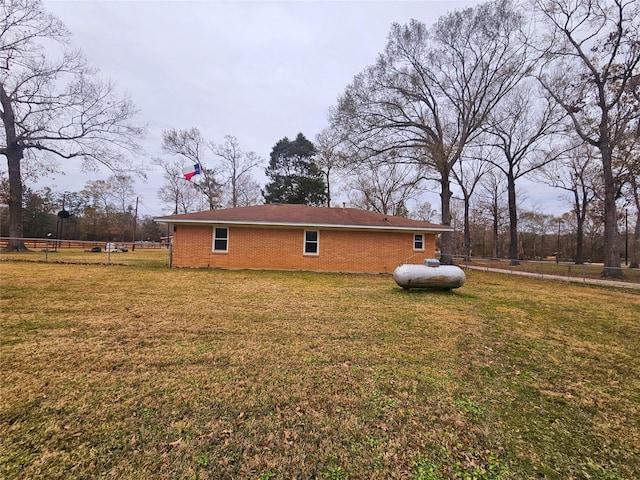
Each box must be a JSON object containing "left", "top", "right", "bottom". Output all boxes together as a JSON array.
[{"left": 1, "top": 262, "right": 639, "bottom": 479}]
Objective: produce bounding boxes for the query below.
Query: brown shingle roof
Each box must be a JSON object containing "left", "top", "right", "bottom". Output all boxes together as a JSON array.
[{"left": 155, "top": 204, "right": 451, "bottom": 232}]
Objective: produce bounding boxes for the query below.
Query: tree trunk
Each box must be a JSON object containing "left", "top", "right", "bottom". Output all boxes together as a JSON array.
[
  {"left": 491, "top": 194, "right": 499, "bottom": 259},
  {"left": 463, "top": 196, "right": 471, "bottom": 261},
  {"left": 1, "top": 83, "right": 27, "bottom": 252},
  {"left": 492, "top": 217, "right": 499, "bottom": 259},
  {"left": 629, "top": 175, "right": 639, "bottom": 270},
  {"left": 631, "top": 210, "right": 640, "bottom": 270},
  {"left": 599, "top": 141, "right": 622, "bottom": 278},
  {"left": 507, "top": 169, "right": 519, "bottom": 266},
  {"left": 231, "top": 176, "right": 238, "bottom": 208},
  {"left": 574, "top": 189, "right": 585, "bottom": 265},
  {"left": 4, "top": 149, "right": 27, "bottom": 251},
  {"left": 575, "top": 215, "right": 584, "bottom": 265},
  {"left": 325, "top": 168, "right": 331, "bottom": 208},
  {"left": 439, "top": 173, "right": 454, "bottom": 265}
]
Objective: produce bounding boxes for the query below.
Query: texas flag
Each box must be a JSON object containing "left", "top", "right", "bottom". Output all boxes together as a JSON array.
[{"left": 182, "top": 163, "right": 201, "bottom": 181}]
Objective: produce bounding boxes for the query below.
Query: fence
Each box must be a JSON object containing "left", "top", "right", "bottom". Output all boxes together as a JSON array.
[
  {"left": 456, "top": 256, "right": 640, "bottom": 287},
  {"left": 2, "top": 237, "right": 638, "bottom": 285},
  {"left": 0, "top": 237, "right": 170, "bottom": 267}
]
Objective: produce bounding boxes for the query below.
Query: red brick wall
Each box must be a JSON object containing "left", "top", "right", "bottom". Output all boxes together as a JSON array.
[{"left": 171, "top": 225, "right": 437, "bottom": 273}]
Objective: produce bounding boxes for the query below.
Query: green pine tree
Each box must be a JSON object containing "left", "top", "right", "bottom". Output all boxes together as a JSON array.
[{"left": 263, "top": 133, "right": 328, "bottom": 206}]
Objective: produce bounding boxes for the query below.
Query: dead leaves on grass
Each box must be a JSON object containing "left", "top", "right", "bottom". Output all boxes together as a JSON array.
[{"left": 2, "top": 265, "right": 640, "bottom": 478}]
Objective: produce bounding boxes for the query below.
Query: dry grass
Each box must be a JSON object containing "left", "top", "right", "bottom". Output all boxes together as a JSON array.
[
  {"left": 1, "top": 262, "right": 639, "bottom": 479},
  {"left": 0, "top": 247, "right": 169, "bottom": 267}
]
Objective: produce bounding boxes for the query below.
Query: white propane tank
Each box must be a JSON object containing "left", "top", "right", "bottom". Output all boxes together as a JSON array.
[{"left": 393, "top": 259, "right": 466, "bottom": 290}]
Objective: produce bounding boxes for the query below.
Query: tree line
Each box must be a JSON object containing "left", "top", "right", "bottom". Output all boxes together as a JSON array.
[
  {"left": 0, "top": 174, "right": 163, "bottom": 242},
  {"left": 317, "top": 0, "right": 639, "bottom": 277},
  {"left": 1, "top": 125, "right": 634, "bottom": 267},
  {"left": 2, "top": 0, "right": 639, "bottom": 276}
]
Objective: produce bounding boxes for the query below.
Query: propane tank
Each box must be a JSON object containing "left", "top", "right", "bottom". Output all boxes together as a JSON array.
[{"left": 393, "top": 259, "right": 466, "bottom": 290}]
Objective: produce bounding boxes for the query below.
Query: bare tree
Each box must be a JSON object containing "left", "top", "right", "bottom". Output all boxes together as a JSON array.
[
  {"left": 231, "top": 175, "right": 261, "bottom": 208},
  {"left": 329, "top": 0, "right": 531, "bottom": 263},
  {"left": 452, "top": 149, "right": 493, "bottom": 260},
  {"left": 482, "top": 80, "right": 567, "bottom": 264},
  {"left": 80, "top": 174, "right": 135, "bottom": 241},
  {"left": 532, "top": 0, "right": 640, "bottom": 277},
  {"left": 476, "top": 171, "right": 509, "bottom": 259},
  {"left": 161, "top": 128, "right": 222, "bottom": 210},
  {"left": 109, "top": 174, "right": 136, "bottom": 242},
  {"left": 618, "top": 131, "right": 640, "bottom": 268},
  {"left": 210, "top": 135, "right": 262, "bottom": 208},
  {"left": 626, "top": 172, "right": 640, "bottom": 269},
  {"left": 518, "top": 208, "right": 557, "bottom": 259},
  {"left": 315, "top": 127, "right": 349, "bottom": 208},
  {"left": 0, "top": 0, "right": 145, "bottom": 251},
  {"left": 411, "top": 201, "right": 439, "bottom": 223},
  {"left": 109, "top": 174, "right": 135, "bottom": 214},
  {"left": 346, "top": 159, "right": 427, "bottom": 217},
  {"left": 153, "top": 156, "right": 201, "bottom": 214},
  {"left": 539, "top": 142, "right": 600, "bottom": 264}
]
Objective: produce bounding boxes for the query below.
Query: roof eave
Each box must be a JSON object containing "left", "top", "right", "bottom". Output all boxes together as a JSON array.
[{"left": 154, "top": 217, "right": 453, "bottom": 233}]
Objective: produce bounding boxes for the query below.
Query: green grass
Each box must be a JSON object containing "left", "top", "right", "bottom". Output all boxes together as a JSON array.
[{"left": 1, "top": 262, "right": 639, "bottom": 479}]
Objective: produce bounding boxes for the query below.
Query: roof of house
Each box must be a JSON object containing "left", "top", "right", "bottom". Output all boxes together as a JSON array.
[{"left": 155, "top": 204, "right": 452, "bottom": 233}]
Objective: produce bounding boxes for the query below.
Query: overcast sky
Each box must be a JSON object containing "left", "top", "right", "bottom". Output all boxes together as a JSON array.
[{"left": 32, "top": 0, "right": 566, "bottom": 218}]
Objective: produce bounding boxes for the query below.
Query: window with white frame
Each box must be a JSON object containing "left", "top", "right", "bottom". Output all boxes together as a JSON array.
[
  {"left": 414, "top": 233, "right": 424, "bottom": 251},
  {"left": 304, "top": 230, "right": 319, "bottom": 255},
  {"left": 213, "top": 227, "right": 228, "bottom": 252}
]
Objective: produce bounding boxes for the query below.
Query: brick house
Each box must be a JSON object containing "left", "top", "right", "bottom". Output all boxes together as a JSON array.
[{"left": 155, "top": 204, "right": 451, "bottom": 273}]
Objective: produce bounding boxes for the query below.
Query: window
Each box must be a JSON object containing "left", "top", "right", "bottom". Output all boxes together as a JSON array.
[
  {"left": 304, "top": 230, "right": 319, "bottom": 255},
  {"left": 414, "top": 233, "right": 424, "bottom": 251},
  {"left": 213, "top": 227, "right": 228, "bottom": 252}
]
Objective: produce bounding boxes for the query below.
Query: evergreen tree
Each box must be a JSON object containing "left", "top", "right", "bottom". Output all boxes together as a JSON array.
[{"left": 263, "top": 133, "right": 328, "bottom": 206}]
